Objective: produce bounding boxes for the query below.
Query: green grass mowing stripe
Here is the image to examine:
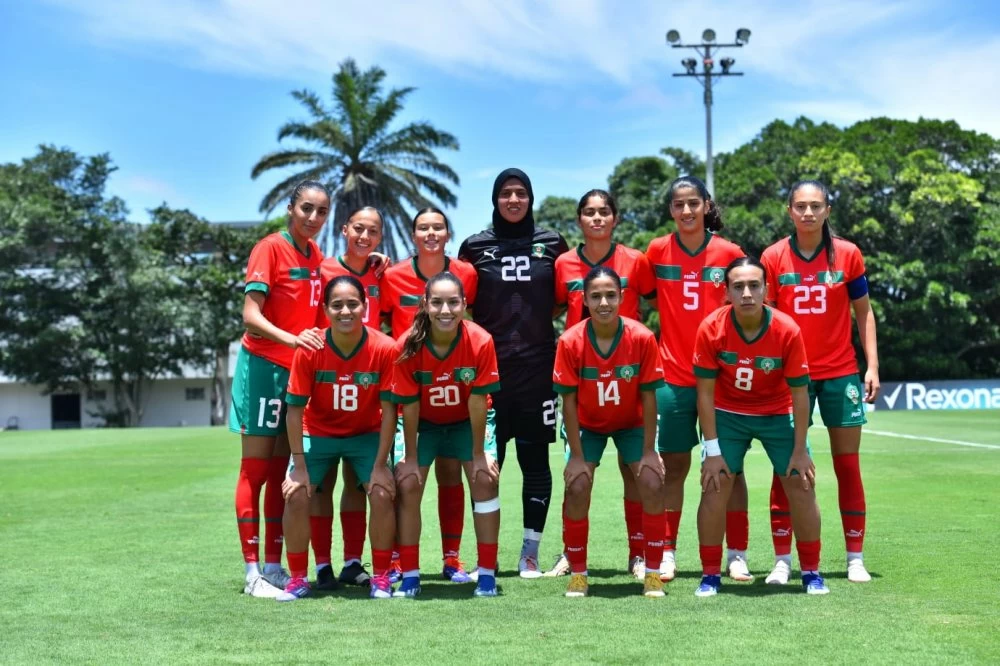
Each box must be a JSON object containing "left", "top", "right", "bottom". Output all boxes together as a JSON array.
[{"left": 1, "top": 416, "right": 998, "bottom": 664}]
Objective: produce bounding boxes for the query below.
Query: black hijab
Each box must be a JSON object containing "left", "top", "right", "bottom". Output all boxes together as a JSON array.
[{"left": 491, "top": 168, "right": 535, "bottom": 239}]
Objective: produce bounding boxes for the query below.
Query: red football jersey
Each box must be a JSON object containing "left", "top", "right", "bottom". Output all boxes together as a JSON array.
[
  {"left": 380, "top": 257, "right": 479, "bottom": 338},
  {"left": 317, "top": 255, "right": 383, "bottom": 328},
  {"left": 646, "top": 232, "right": 744, "bottom": 386},
  {"left": 555, "top": 243, "right": 656, "bottom": 329},
  {"left": 761, "top": 236, "right": 866, "bottom": 380},
  {"left": 693, "top": 306, "right": 810, "bottom": 416},
  {"left": 242, "top": 231, "right": 325, "bottom": 369},
  {"left": 553, "top": 317, "right": 664, "bottom": 433},
  {"left": 389, "top": 320, "right": 500, "bottom": 425},
  {"left": 285, "top": 326, "right": 396, "bottom": 438}
]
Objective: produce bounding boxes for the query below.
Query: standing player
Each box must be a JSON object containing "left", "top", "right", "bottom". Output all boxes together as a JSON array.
[
  {"left": 229, "top": 181, "right": 329, "bottom": 597},
  {"left": 311, "top": 207, "right": 389, "bottom": 590},
  {"left": 277, "top": 276, "right": 399, "bottom": 601},
  {"left": 390, "top": 273, "right": 502, "bottom": 598},
  {"left": 554, "top": 189, "right": 656, "bottom": 579},
  {"left": 644, "top": 176, "right": 750, "bottom": 582},
  {"left": 554, "top": 267, "right": 667, "bottom": 598},
  {"left": 692, "top": 257, "right": 828, "bottom": 597},
  {"left": 381, "top": 207, "right": 479, "bottom": 583},
  {"left": 761, "top": 180, "right": 880, "bottom": 585},
  {"left": 460, "top": 168, "right": 569, "bottom": 578}
]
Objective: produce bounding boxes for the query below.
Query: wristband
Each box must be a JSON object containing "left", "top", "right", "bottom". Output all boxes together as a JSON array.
[{"left": 702, "top": 438, "right": 721, "bottom": 457}]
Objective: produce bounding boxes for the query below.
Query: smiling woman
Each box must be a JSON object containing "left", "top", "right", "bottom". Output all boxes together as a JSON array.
[{"left": 228, "top": 179, "right": 330, "bottom": 598}]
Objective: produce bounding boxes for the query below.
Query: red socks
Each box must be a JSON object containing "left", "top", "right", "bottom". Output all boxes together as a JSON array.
[
  {"left": 624, "top": 499, "right": 644, "bottom": 559},
  {"left": 399, "top": 544, "right": 419, "bottom": 573},
  {"left": 699, "top": 544, "right": 723, "bottom": 576},
  {"left": 642, "top": 510, "right": 666, "bottom": 570},
  {"left": 477, "top": 542, "right": 499, "bottom": 572},
  {"left": 563, "top": 516, "right": 589, "bottom": 573},
  {"left": 235, "top": 457, "right": 269, "bottom": 563},
  {"left": 438, "top": 484, "right": 465, "bottom": 559},
  {"left": 263, "top": 456, "right": 287, "bottom": 564},
  {"left": 372, "top": 548, "right": 392, "bottom": 577},
  {"left": 286, "top": 551, "right": 308, "bottom": 580},
  {"left": 769, "top": 474, "right": 793, "bottom": 557},
  {"left": 664, "top": 510, "right": 682, "bottom": 554},
  {"left": 310, "top": 515, "right": 332, "bottom": 568},
  {"left": 797, "top": 539, "right": 821, "bottom": 572},
  {"left": 341, "top": 510, "right": 367, "bottom": 562},
  {"left": 833, "top": 453, "right": 866, "bottom": 552},
  {"left": 726, "top": 510, "right": 749, "bottom": 551}
]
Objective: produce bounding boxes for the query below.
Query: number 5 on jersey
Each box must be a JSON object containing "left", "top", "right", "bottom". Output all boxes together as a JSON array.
[{"left": 501, "top": 256, "right": 531, "bottom": 282}]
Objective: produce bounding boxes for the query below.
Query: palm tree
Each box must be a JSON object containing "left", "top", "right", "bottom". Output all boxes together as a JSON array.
[{"left": 251, "top": 59, "right": 459, "bottom": 259}]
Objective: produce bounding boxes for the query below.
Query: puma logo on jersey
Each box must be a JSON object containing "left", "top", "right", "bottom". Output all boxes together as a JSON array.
[
  {"left": 437, "top": 373, "right": 451, "bottom": 382},
  {"left": 685, "top": 271, "right": 698, "bottom": 280},
  {"left": 483, "top": 248, "right": 498, "bottom": 260},
  {"left": 253, "top": 271, "right": 264, "bottom": 279},
  {"left": 601, "top": 370, "right": 612, "bottom": 378},
  {"left": 339, "top": 375, "right": 351, "bottom": 381},
  {"left": 805, "top": 275, "right": 816, "bottom": 282},
  {"left": 693, "top": 353, "right": 701, "bottom": 363},
  {"left": 553, "top": 370, "right": 562, "bottom": 380},
  {"left": 739, "top": 358, "right": 752, "bottom": 365}
]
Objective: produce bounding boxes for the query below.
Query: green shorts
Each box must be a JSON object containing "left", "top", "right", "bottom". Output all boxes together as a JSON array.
[
  {"left": 575, "top": 427, "right": 644, "bottom": 466},
  {"left": 229, "top": 347, "right": 290, "bottom": 436},
  {"left": 810, "top": 374, "right": 868, "bottom": 428},
  {"left": 291, "top": 432, "right": 380, "bottom": 488},
  {"left": 415, "top": 417, "right": 498, "bottom": 468},
  {"left": 655, "top": 383, "right": 700, "bottom": 453},
  {"left": 714, "top": 409, "right": 811, "bottom": 476}
]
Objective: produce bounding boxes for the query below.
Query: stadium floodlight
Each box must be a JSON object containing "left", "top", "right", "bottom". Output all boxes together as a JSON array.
[{"left": 665, "top": 26, "right": 749, "bottom": 194}]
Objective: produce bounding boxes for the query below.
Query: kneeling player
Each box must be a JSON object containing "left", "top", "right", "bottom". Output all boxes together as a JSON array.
[
  {"left": 554, "top": 266, "right": 667, "bottom": 598},
  {"left": 278, "top": 276, "right": 399, "bottom": 600},
  {"left": 390, "top": 272, "right": 502, "bottom": 598},
  {"left": 692, "top": 257, "right": 829, "bottom": 597}
]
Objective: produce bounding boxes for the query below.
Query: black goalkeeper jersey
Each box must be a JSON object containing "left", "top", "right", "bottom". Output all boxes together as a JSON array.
[{"left": 459, "top": 227, "right": 569, "bottom": 366}]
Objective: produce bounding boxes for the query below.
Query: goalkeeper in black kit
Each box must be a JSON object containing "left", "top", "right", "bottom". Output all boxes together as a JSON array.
[{"left": 459, "top": 168, "right": 569, "bottom": 578}]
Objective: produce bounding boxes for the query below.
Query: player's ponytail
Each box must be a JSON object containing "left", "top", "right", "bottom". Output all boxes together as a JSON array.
[
  {"left": 667, "top": 176, "right": 724, "bottom": 232},
  {"left": 788, "top": 180, "right": 836, "bottom": 268},
  {"left": 397, "top": 272, "right": 466, "bottom": 363}
]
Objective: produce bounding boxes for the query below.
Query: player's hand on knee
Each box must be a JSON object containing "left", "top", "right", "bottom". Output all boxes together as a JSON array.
[
  {"left": 473, "top": 452, "right": 499, "bottom": 486},
  {"left": 564, "top": 456, "right": 592, "bottom": 487},
  {"left": 700, "top": 456, "right": 730, "bottom": 494},
  {"left": 636, "top": 449, "right": 665, "bottom": 482},
  {"left": 394, "top": 458, "right": 421, "bottom": 487},
  {"left": 369, "top": 464, "right": 396, "bottom": 500},
  {"left": 786, "top": 451, "right": 816, "bottom": 491},
  {"left": 283, "top": 466, "right": 311, "bottom": 501}
]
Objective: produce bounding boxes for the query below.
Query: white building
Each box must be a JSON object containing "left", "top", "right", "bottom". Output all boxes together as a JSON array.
[{"left": 0, "top": 343, "right": 240, "bottom": 431}]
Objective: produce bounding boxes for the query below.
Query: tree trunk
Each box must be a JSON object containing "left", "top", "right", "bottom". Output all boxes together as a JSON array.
[{"left": 211, "top": 346, "right": 229, "bottom": 426}]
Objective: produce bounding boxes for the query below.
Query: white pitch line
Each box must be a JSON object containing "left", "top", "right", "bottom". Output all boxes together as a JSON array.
[{"left": 865, "top": 429, "right": 1000, "bottom": 450}]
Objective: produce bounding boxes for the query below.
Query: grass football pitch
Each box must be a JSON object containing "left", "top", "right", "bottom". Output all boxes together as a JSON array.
[{"left": 1, "top": 410, "right": 998, "bottom": 664}]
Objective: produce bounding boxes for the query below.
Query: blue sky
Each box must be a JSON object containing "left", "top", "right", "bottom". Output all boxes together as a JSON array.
[{"left": 2, "top": 0, "right": 999, "bottom": 252}]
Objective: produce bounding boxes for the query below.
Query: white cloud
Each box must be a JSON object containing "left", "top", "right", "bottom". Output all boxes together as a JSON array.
[{"left": 45, "top": 0, "right": 1000, "bottom": 135}]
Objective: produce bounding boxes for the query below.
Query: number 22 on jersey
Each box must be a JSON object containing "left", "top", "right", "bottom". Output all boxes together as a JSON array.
[{"left": 500, "top": 256, "right": 531, "bottom": 282}]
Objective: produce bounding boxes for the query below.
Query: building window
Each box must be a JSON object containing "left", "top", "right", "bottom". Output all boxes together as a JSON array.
[
  {"left": 88, "top": 389, "right": 107, "bottom": 402},
  {"left": 185, "top": 387, "right": 206, "bottom": 401}
]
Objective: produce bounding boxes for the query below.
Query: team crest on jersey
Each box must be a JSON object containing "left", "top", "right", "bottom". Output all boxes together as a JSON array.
[
  {"left": 760, "top": 357, "right": 776, "bottom": 374},
  {"left": 531, "top": 243, "right": 546, "bottom": 258},
  {"left": 619, "top": 366, "right": 635, "bottom": 382},
  {"left": 709, "top": 267, "right": 725, "bottom": 286},
  {"left": 354, "top": 372, "right": 378, "bottom": 389},
  {"left": 368, "top": 285, "right": 380, "bottom": 298},
  {"left": 845, "top": 383, "right": 860, "bottom": 405},
  {"left": 455, "top": 367, "right": 477, "bottom": 385}
]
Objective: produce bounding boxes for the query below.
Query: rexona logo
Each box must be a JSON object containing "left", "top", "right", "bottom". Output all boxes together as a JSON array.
[{"left": 877, "top": 381, "right": 1000, "bottom": 411}]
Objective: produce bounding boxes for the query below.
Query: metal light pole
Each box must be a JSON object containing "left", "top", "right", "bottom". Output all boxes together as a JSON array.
[{"left": 666, "top": 28, "right": 750, "bottom": 194}]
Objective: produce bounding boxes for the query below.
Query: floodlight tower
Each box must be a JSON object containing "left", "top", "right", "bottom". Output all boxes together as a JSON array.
[{"left": 665, "top": 28, "right": 750, "bottom": 194}]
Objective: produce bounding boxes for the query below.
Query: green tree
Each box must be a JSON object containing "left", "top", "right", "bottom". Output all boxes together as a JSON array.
[
  {"left": 251, "top": 58, "right": 460, "bottom": 260},
  {"left": 535, "top": 195, "right": 581, "bottom": 247},
  {"left": 0, "top": 147, "right": 203, "bottom": 426},
  {"left": 143, "top": 207, "right": 260, "bottom": 425}
]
